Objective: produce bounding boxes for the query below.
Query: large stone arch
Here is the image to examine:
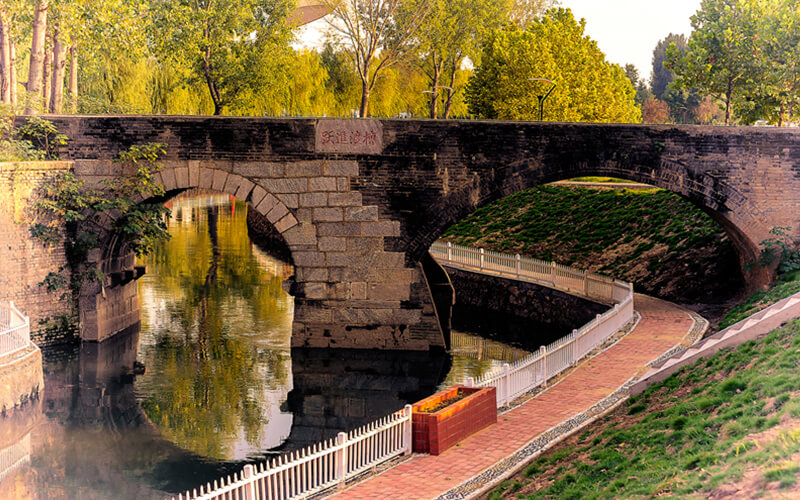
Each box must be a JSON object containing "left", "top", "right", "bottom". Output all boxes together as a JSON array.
[{"left": 404, "top": 157, "right": 763, "bottom": 282}]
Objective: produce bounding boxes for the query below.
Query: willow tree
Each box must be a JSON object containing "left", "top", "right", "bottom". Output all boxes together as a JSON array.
[
  {"left": 324, "top": 0, "right": 431, "bottom": 118},
  {"left": 466, "top": 8, "right": 640, "bottom": 123},
  {"left": 151, "top": 0, "right": 293, "bottom": 116}
]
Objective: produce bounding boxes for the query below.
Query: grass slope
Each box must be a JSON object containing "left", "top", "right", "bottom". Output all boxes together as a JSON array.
[
  {"left": 487, "top": 320, "right": 800, "bottom": 499},
  {"left": 441, "top": 185, "right": 742, "bottom": 303}
]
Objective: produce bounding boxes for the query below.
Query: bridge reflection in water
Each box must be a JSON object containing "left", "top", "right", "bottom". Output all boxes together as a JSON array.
[{"left": 0, "top": 191, "right": 541, "bottom": 498}]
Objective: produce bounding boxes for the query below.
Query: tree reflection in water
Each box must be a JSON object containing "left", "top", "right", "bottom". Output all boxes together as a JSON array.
[{"left": 136, "top": 191, "right": 294, "bottom": 461}]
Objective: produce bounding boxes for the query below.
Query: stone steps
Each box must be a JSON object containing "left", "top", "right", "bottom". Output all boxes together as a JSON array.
[{"left": 631, "top": 292, "right": 800, "bottom": 395}]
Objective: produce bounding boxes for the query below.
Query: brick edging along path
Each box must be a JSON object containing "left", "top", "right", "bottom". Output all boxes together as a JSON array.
[{"left": 330, "top": 294, "right": 698, "bottom": 500}]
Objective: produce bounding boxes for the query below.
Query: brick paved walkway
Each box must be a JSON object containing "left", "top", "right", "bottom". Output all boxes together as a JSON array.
[{"left": 331, "top": 294, "right": 697, "bottom": 500}]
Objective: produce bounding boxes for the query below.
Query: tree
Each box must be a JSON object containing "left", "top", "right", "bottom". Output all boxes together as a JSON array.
[
  {"left": 625, "top": 63, "right": 652, "bottom": 107},
  {"left": 509, "top": 0, "right": 558, "bottom": 28},
  {"left": 320, "top": 42, "right": 361, "bottom": 116},
  {"left": 324, "top": 0, "right": 431, "bottom": 117},
  {"left": 641, "top": 98, "right": 670, "bottom": 123},
  {"left": 466, "top": 8, "right": 641, "bottom": 123},
  {"left": 737, "top": 0, "right": 800, "bottom": 125},
  {"left": 416, "top": 0, "right": 511, "bottom": 119},
  {"left": 667, "top": 0, "right": 759, "bottom": 125},
  {"left": 651, "top": 33, "right": 686, "bottom": 100},
  {"left": 151, "top": 0, "right": 293, "bottom": 116}
]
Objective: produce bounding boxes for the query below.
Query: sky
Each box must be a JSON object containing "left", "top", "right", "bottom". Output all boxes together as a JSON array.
[
  {"left": 563, "top": 0, "right": 703, "bottom": 79},
  {"left": 295, "top": 0, "right": 704, "bottom": 82}
]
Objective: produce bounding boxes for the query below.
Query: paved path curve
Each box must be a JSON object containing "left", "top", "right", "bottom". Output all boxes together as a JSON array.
[{"left": 330, "top": 294, "right": 698, "bottom": 499}]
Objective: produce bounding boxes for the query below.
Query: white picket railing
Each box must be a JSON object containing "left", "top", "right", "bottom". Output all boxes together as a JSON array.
[
  {"left": 429, "top": 241, "right": 629, "bottom": 304},
  {"left": 0, "top": 433, "right": 31, "bottom": 486},
  {"left": 429, "top": 241, "right": 635, "bottom": 407},
  {"left": 171, "top": 405, "right": 412, "bottom": 500},
  {"left": 0, "top": 301, "right": 31, "bottom": 359}
]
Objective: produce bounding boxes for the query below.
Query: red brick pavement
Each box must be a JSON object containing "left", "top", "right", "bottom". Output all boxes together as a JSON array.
[{"left": 331, "top": 294, "right": 696, "bottom": 500}]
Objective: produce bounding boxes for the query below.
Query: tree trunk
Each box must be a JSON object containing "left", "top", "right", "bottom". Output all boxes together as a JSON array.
[
  {"left": 10, "top": 37, "right": 16, "bottom": 107},
  {"left": 724, "top": 78, "right": 733, "bottom": 126},
  {"left": 428, "top": 56, "right": 442, "bottom": 119},
  {"left": 43, "top": 41, "right": 52, "bottom": 110},
  {"left": 68, "top": 44, "right": 77, "bottom": 113},
  {"left": 25, "top": 0, "right": 49, "bottom": 115},
  {"left": 359, "top": 78, "right": 370, "bottom": 118},
  {"left": 49, "top": 28, "right": 66, "bottom": 113},
  {"left": 0, "top": 14, "right": 10, "bottom": 103},
  {"left": 442, "top": 59, "right": 459, "bottom": 119}
]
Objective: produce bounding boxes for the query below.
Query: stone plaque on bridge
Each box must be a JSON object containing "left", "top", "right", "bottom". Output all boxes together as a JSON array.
[{"left": 315, "top": 119, "right": 383, "bottom": 154}]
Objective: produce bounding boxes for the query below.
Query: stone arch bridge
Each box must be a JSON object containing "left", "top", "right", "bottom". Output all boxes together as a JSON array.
[{"left": 41, "top": 116, "right": 800, "bottom": 350}]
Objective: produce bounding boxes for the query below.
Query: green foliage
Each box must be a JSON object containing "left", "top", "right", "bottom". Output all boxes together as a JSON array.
[
  {"left": 150, "top": 0, "right": 294, "bottom": 115},
  {"left": 30, "top": 143, "right": 170, "bottom": 296},
  {"left": 668, "top": 0, "right": 800, "bottom": 125},
  {"left": 757, "top": 226, "right": 800, "bottom": 276},
  {"left": 16, "top": 117, "right": 69, "bottom": 159},
  {"left": 466, "top": 8, "right": 641, "bottom": 123},
  {"left": 487, "top": 321, "right": 800, "bottom": 499}
]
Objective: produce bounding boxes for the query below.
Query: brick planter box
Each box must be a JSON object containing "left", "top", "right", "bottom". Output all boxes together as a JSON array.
[{"left": 412, "top": 385, "right": 497, "bottom": 455}]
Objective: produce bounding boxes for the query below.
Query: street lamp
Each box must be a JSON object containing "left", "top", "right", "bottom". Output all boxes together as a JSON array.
[
  {"left": 528, "top": 78, "right": 556, "bottom": 121},
  {"left": 422, "top": 85, "right": 453, "bottom": 119}
]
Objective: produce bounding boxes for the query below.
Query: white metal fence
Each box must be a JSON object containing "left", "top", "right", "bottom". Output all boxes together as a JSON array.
[
  {"left": 429, "top": 241, "right": 630, "bottom": 304},
  {"left": 171, "top": 405, "right": 412, "bottom": 500},
  {"left": 0, "top": 301, "right": 31, "bottom": 359},
  {"left": 429, "top": 241, "right": 635, "bottom": 407},
  {"left": 0, "top": 433, "right": 31, "bottom": 486}
]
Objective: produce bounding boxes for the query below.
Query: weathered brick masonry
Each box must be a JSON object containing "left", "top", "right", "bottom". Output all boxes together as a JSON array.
[
  {"left": 14, "top": 116, "right": 800, "bottom": 350},
  {"left": 0, "top": 162, "right": 73, "bottom": 345}
]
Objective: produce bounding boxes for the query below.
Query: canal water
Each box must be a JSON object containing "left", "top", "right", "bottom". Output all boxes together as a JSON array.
[{"left": 0, "top": 192, "right": 548, "bottom": 499}]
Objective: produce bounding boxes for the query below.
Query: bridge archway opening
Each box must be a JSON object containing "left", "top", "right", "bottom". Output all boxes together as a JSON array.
[
  {"left": 82, "top": 187, "right": 297, "bottom": 344},
  {"left": 417, "top": 171, "right": 752, "bottom": 319}
]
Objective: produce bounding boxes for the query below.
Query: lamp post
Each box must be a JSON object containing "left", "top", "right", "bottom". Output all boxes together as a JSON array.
[
  {"left": 422, "top": 85, "right": 453, "bottom": 119},
  {"left": 528, "top": 78, "right": 556, "bottom": 121}
]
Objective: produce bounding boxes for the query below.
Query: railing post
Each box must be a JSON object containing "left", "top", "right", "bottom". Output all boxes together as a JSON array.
[
  {"left": 242, "top": 464, "right": 256, "bottom": 500},
  {"left": 465, "top": 376, "right": 474, "bottom": 388},
  {"left": 551, "top": 261, "right": 557, "bottom": 284},
  {"left": 515, "top": 254, "right": 521, "bottom": 277},
  {"left": 502, "top": 363, "right": 510, "bottom": 405},
  {"left": 403, "top": 404, "right": 413, "bottom": 455},
  {"left": 572, "top": 329, "right": 579, "bottom": 362},
  {"left": 480, "top": 248, "right": 485, "bottom": 270},
  {"left": 583, "top": 270, "right": 589, "bottom": 296},
  {"left": 539, "top": 346, "right": 547, "bottom": 386},
  {"left": 447, "top": 241, "right": 452, "bottom": 262},
  {"left": 336, "top": 432, "right": 348, "bottom": 486}
]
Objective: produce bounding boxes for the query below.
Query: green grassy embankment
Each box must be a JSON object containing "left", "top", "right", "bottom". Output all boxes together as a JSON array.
[
  {"left": 717, "top": 270, "right": 800, "bottom": 329},
  {"left": 487, "top": 320, "right": 800, "bottom": 499},
  {"left": 441, "top": 185, "right": 743, "bottom": 304}
]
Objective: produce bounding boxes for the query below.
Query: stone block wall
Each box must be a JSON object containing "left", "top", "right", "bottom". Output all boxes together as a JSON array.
[
  {"left": 445, "top": 266, "right": 608, "bottom": 349},
  {"left": 0, "top": 162, "right": 74, "bottom": 346}
]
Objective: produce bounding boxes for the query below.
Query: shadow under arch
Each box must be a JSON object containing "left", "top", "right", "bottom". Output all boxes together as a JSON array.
[{"left": 406, "top": 158, "right": 766, "bottom": 290}]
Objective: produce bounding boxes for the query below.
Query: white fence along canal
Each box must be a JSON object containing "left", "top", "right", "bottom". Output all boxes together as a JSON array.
[
  {"left": 430, "top": 241, "right": 634, "bottom": 407},
  {"left": 172, "top": 242, "right": 634, "bottom": 499},
  {"left": 0, "top": 301, "right": 31, "bottom": 359},
  {"left": 171, "top": 406, "right": 412, "bottom": 500}
]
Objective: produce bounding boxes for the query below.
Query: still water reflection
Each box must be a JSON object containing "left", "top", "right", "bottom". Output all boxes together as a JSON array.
[{"left": 0, "top": 192, "right": 533, "bottom": 499}]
